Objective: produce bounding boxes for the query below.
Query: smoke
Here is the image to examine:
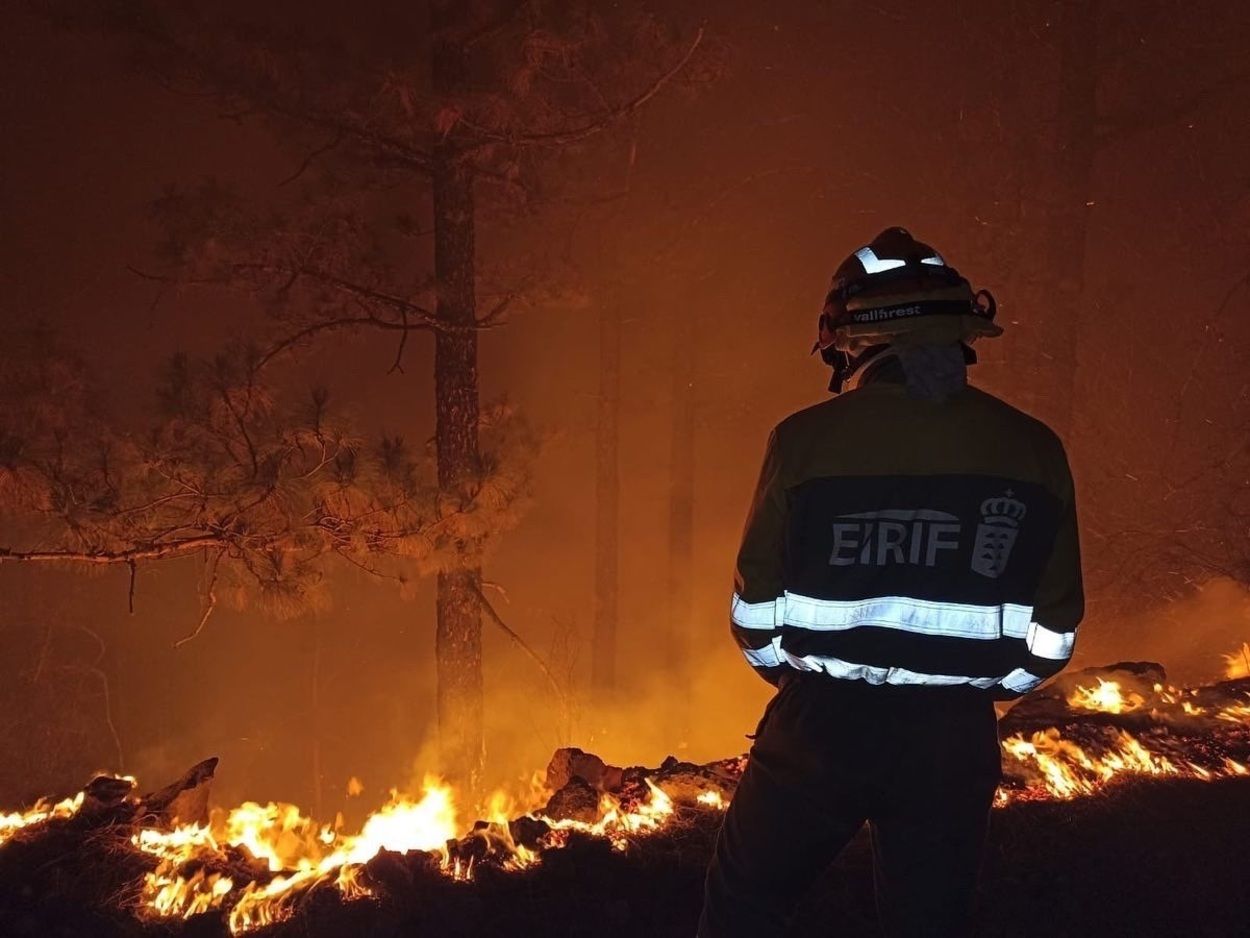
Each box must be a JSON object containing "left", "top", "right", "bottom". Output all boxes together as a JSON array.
[
  {"left": 477, "top": 621, "right": 771, "bottom": 796},
  {"left": 1082, "top": 577, "right": 1250, "bottom": 686}
]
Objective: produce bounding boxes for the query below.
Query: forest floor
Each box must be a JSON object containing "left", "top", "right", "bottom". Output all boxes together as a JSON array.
[{"left": 1, "top": 775, "right": 1248, "bottom": 938}]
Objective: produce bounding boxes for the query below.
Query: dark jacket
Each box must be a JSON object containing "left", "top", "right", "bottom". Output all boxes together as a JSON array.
[{"left": 731, "top": 375, "right": 1083, "bottom": 698}]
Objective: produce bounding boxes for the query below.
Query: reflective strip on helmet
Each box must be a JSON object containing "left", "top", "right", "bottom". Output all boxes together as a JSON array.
[
  {"left": 731, "top": 593, "right": 785, "bottom": 629},
  {"left": 855, "top": 246, "right": 907, "bottom": 274},
  {"left": 920, "top": 254, "right": 946, "bottom": 266},
  {"left": 1026, "top": 622, "right": 1076, "bottom": 660},
  {"left": 780, "top": 650, "right": 1004, "bottom": 688},
  {"left": 782, "top": 593, "right": 1033, "bottom": 641},
  {"left": 741, "top": 636, "right": 784, "bottom": 669},
  {"left": 1000, "top": 668, "right": 1044, "bottom": 694}
]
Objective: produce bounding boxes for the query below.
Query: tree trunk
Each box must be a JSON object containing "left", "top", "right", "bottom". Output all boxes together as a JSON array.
[
  {"left": 1032, "top": 0, "right": 1099, "bottom": 439},
  {"left": 432, "top": 157, "right": 484, "bottom": 783},
  {"left": 431, "top": 3, "right": 483, "bottom": 785},
  {"left": 591, "top": 302, "right": 622, "bottom": 692},
  {"left": 666, "top": 310, "right": 695, "bottom": 747},
  {"left": 310, "top": 615, "right": 323, "bottom": 819}
]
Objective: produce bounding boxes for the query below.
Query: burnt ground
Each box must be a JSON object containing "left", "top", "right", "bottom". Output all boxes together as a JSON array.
[{"left": 1, "top": 776, "right": 1248, "bottom": 938}]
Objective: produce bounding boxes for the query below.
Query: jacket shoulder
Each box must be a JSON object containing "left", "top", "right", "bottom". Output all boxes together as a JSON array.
[
  {"left": 772, "top": 395, "right": 855, "bottom": 441},
  {"left": 962, "top": 387, "right": 1070, "bottom": 455},
  {"left": 769, "top": 386, "right": 1071, "bottom": 470}
]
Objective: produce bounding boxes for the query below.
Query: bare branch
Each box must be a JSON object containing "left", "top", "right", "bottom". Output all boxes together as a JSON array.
[
  {"left": 277, "top": 129, "right": 346, "bottom": 187},
  {"left": 173, "top": 564, "right": 219, "bottom": 650},
  {"left": 476, "top": 293, "right": 516, "bottom": 328},
  {"left": 471, "top": 580, "right": 567, "bottom": 706},
  {"left": 460, "top": 27, "right": 705, "bottom": 149},
  {"left": 124, "top": 13, "right": 438, "bottom": 174},
  {"left": 255, "top": 315, "right": 396, "bottom": 370},
  {"left": 387, "top": 309, "right": 410, "bottom": 375},
  {"left": 67, "top": 625, "right": 125, "bottom": 769}
]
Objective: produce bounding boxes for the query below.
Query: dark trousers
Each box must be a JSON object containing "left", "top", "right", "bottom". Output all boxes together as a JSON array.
[{"left": 698, "top": 674, "right": 1002, "bottom": 938}]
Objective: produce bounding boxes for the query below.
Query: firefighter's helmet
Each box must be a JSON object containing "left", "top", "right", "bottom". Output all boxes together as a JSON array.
[{"left": 814, "top": 227, "right": 1000, "bottom": 392}]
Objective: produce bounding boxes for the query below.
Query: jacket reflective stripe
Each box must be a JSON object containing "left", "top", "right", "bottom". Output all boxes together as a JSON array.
[
  {"left": 731, "top": 591, "right": 1073, "bottom": 689},
  {"left": 1000, "top": 668, "right": 1043, "bottom": 693},
  {"left": 781, "top": 650, "right": 1005, "bottom": 689},
  {"left": 778, "top": 593, "right": 1033, "bottom": 641},
  {"left": 1025, "top": 622, "right": 1076, "bottom": 660},
  {"left": 731, "top": 594, "right": 785, "bottom": 629},
  {"left": 741, "top": 636, "right": 784, "bottom": 669}
]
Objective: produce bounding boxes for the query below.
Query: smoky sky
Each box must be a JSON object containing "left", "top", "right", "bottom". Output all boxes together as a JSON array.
[{"left": 2, "top": 0, "right": 1250, "bottom": 809}]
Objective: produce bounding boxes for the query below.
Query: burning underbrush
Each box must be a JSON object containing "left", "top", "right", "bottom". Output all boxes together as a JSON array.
[
  {"left": 2, "top": 659, "right": 1249, "bottom": 937},
  {"left": 997, "top": 661, "right": 1250, "bottom": 801}
]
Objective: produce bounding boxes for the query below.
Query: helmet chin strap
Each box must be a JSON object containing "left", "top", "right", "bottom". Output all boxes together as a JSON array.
[
  {"left": 844, "top": 346, "right": 901, "bottom": 393},
  {"left": 825, "top": 344, "right": 892, "bottom": 394},
  {"left": 834, "top": 343, "right": 978, "bottom": 397}
]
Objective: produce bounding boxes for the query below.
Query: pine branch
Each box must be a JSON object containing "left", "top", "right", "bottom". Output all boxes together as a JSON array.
[{"left": 0, "top": 536, "right": 226, "bottom": 565}]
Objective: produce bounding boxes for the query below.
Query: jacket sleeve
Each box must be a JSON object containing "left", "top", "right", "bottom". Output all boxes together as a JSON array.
[
  {"left": 731, "top": 428, "right": 789, "bottom": 686},
  {"left": 997, "top": 443, "right": 1084, "bottom": 698}
]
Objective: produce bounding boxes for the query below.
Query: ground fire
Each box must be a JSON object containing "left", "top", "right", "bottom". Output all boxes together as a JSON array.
[{"left": 2, "top": 656, "right": 1247, "bottom": 936}]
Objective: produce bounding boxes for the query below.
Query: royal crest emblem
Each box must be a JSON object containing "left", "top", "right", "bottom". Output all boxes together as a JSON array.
[{"left": 971, "top": 490, "right": 1026, "bottom": 578}]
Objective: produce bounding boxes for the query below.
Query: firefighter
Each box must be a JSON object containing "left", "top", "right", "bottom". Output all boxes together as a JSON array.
[{"left": 698, "top": 228, "right": 1083, "bottom": 937}]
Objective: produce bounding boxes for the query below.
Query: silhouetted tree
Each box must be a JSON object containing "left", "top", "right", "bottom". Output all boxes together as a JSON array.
[
  {"left": 976, "top": 0, "right": 1250, "bottom": 438},
  {"left": 34, "top": 0, "right": 703, "bottom": 782}
]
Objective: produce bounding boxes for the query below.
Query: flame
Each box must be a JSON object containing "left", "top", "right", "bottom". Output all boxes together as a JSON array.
[
  {"left": 0, "top": 792, "right": 84, "bottom": 847},
  {"left": 112, "top": 682, "right": 1250, "bottom": 932},
  {"left": 697, "top": 790, "right": 726, "bottom": 810},
  {"left": 1066, "top": 678, "right": 1144, "bottom": 714},
  {"left": 539, "top": 779, "right": 676, "bottom": 853},
  {"left": 132, "top": 776, "right": 460, "bottom": 930},
  {"left": 1223, "top": 642, "right": 1250, "bottom": 680},
  {"left": 1001, "top": 727, "right": 1189, "bottom": 800},
  {"left": 347, "top": 778, "right": 457, "bottom": 859},
  {"left": 5, "top": 659, "right": 1248, "bottom": 933},
  {"left": 1002, "top": 676, "right": 1250, "bottom": 802}
]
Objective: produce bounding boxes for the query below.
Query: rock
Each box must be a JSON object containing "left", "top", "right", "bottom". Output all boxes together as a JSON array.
[
  {"left": 508, "top": 814, "right": 551, "bottom": 849},
  {"left": 138, "top": 756, "right": 218, "bottom": 826},
  {"left": 542, "top": 776, "right": 601, "bottom": 824},
  {"left": 545, "top": 747, "right": 624, "bottom": 793},
  {"left": 653, "top": 761, "right": 735, "bottom": 804},
  {"left": 364, "top": 849, "right": 414, "bottom": 897},
  {"left": 82, "top": 773, "right": 135, "bottom": 811}
]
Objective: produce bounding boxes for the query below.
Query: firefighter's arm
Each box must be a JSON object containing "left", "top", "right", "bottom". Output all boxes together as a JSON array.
[
  {"left": 998, "top": 449, "right": 1084, "bottom": 698},
  {"left": 731, "top": 428, "right": 788, "bottom": 686}
]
